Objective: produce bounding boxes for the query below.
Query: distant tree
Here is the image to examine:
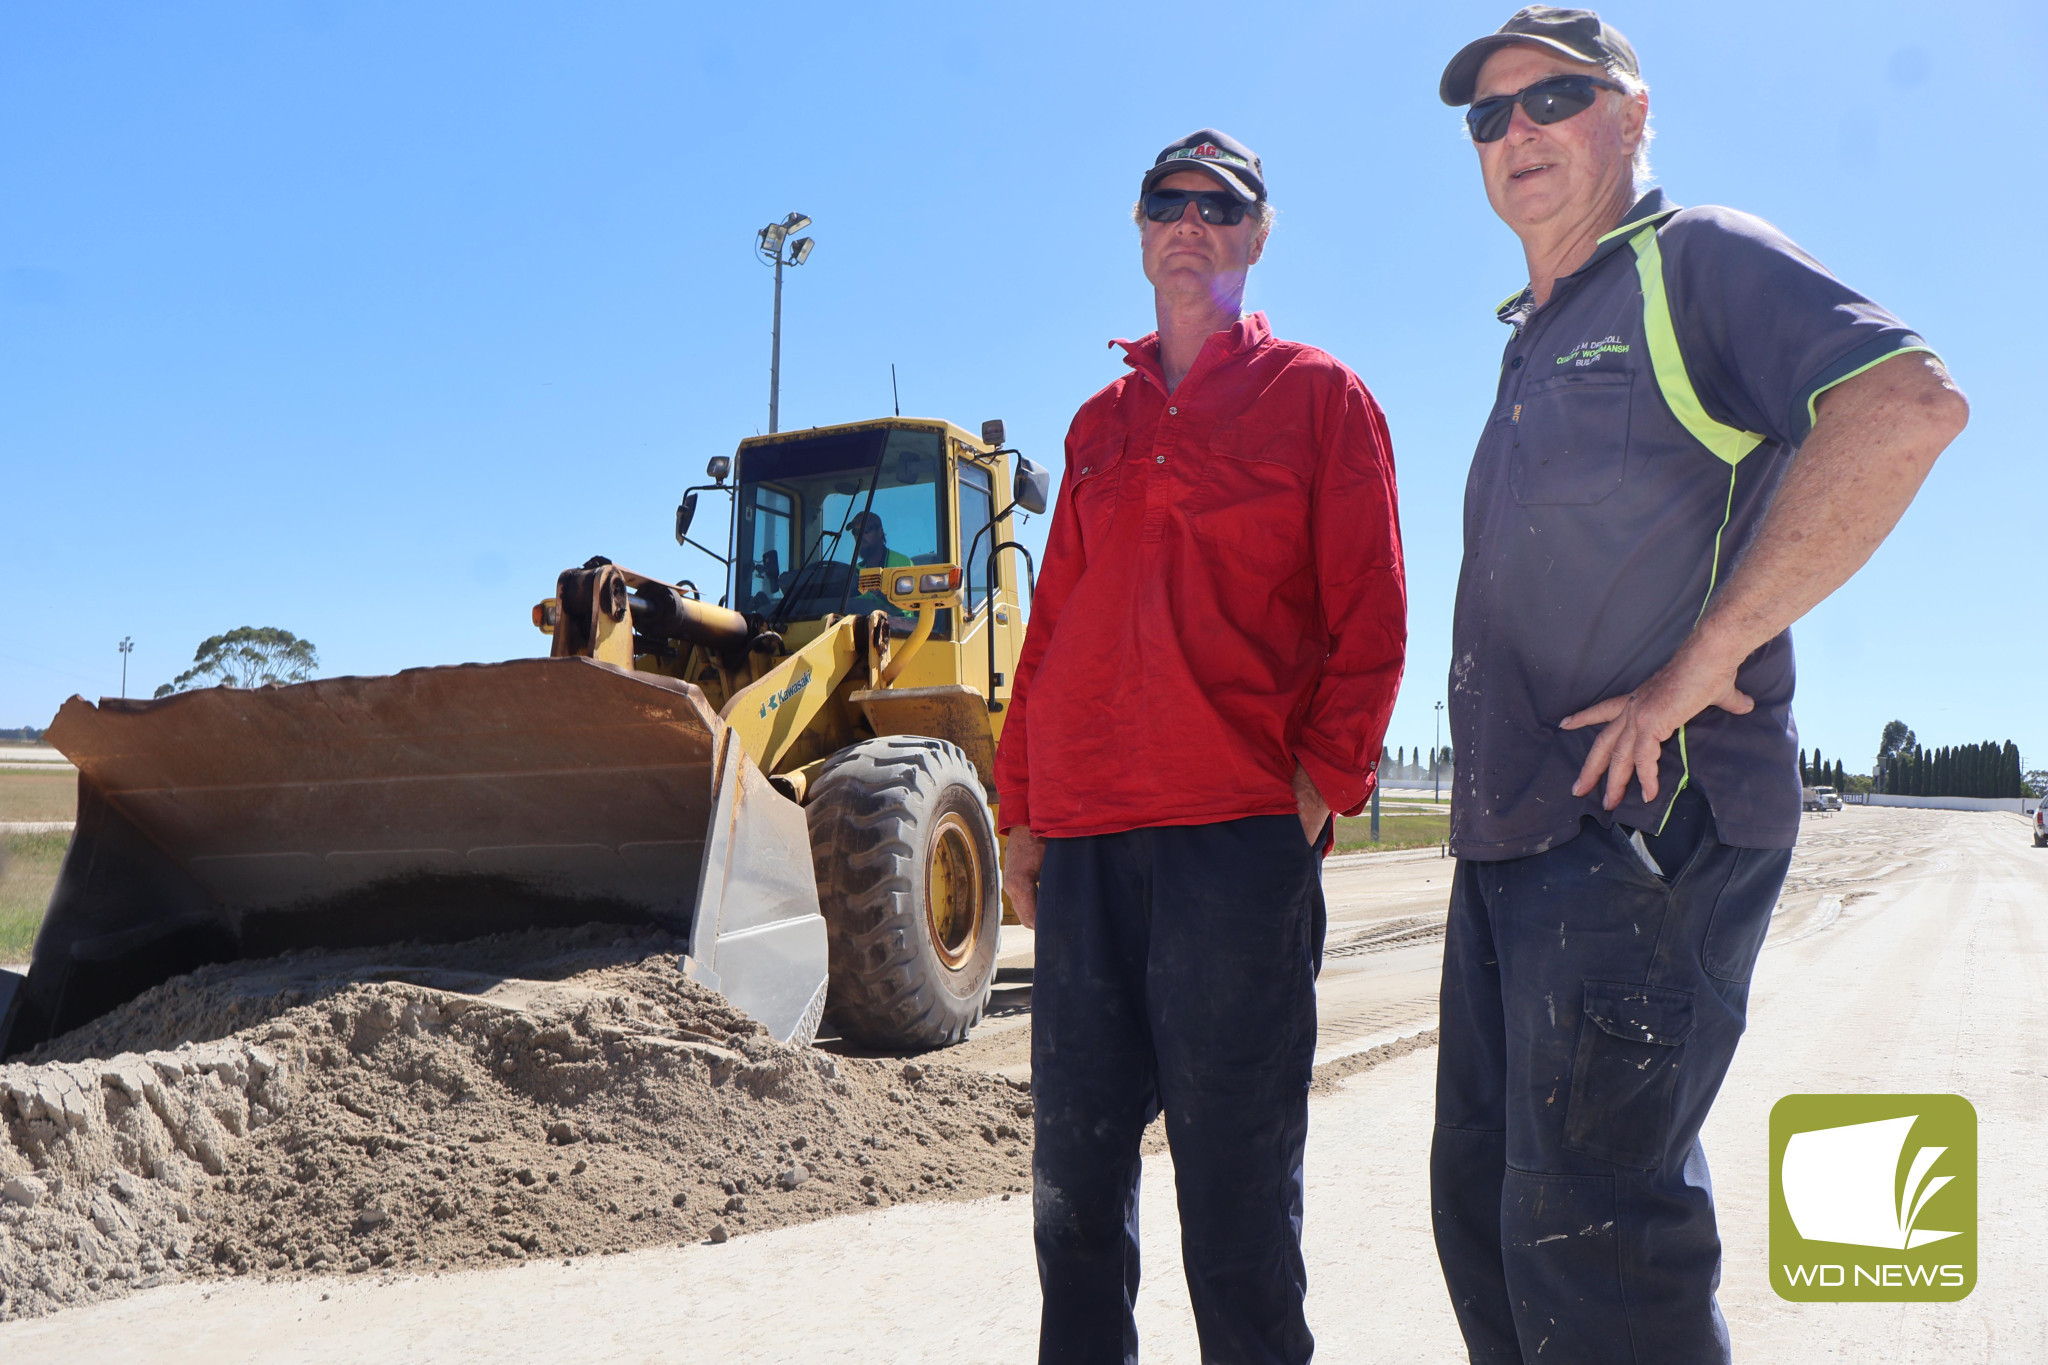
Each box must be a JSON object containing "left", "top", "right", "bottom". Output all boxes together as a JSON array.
[
  {"left": 1877, "top": 720, "right": 1916, "bottom": 793},
  {"left": 1832, "top": 760, "right": 1848, "bottom": 790},
  {"left": 2024, "top": 769, "right": 2048, "bottom": 799},
  {"left": 153, "top": 627, "right": 319, "bottom": 698},
  {"left": 1877, "top": 720, "right": 1914, "bottom": 761}
]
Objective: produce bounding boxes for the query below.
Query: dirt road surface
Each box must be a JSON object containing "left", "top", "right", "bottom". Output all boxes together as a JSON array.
[{"left": 4, "top": 807, "right": 2042, "bottom": 1361}]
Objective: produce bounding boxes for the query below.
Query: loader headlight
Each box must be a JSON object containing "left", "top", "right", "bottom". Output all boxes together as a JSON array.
[
  {"left": 918, "top": 570, "right": 961, "bottom": 594},
  {"left": 894, "top": 574, "right": 916, "bottom": 596}
]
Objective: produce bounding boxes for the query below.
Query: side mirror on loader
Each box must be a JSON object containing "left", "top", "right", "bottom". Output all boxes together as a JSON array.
[
  {"left": 675, "top": 492, "right": 698, "bottom": 545},
  {"left": 1012, "top": 458, "right": 1051, "bottom": 516}
]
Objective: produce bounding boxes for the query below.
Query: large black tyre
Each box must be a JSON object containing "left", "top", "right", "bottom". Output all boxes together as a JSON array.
[{"left": 806, "top": 736, "right": 1002, "bottom": 1049}]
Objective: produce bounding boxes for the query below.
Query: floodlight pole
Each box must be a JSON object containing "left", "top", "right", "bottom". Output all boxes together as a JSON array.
[
  {"left": 757, "top": 212, "right": 814, "bottom": 435},
  {"left": 769, "top": 249, "right": 785, "bottom": 434},
  {"left": 118, "top": 636, "right": 134, "bottom": 699}
]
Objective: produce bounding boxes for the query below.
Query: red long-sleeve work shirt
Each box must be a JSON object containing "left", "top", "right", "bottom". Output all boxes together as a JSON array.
[{"left": 994, "top": 312, "right": 1406, "bottom": 838}]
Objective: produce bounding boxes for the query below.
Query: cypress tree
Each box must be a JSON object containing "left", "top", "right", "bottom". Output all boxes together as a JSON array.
[{"left": 1833, "top": 759, "right": 1846, "bottom": 790}]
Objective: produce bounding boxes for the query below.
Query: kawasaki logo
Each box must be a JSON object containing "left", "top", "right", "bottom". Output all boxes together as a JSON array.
[
  {"left": 1770, "top": 1094, "right": 1976, "bottom": 1301},
  {"left": 758, "top": 671, "right": 811, "bottom": 720}
]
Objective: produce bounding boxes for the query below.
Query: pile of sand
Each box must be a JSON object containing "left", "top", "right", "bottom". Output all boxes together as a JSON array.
[{"left": 0, "top": 925, "right": 1033, "bottom": 1320}]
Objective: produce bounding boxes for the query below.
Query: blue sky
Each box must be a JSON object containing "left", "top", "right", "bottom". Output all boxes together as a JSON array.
[{"left": 3, "top": 1, "right": 2042, "bottom": 777}]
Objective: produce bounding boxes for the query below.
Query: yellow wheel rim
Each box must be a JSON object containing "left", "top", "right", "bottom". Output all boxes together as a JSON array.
[{"left": 924, "top": 812, "right": 984, "bottom": 972}]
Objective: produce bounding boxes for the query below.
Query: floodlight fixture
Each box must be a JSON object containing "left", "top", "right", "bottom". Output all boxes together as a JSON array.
[
  {"left": 788, "top": 236, "right": 815, "bottom": 266},
  {"left": 781, "top": 212, "right": 812, "bottom": 233}
]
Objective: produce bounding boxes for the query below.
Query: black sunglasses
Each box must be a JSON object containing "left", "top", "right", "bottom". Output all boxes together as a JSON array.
[
  {"left": 1143, "top": 187, "right": 1250, "bottom": 226},
  {"left": 1466, "top": 73, "right": 1626, "bottom": 143}
]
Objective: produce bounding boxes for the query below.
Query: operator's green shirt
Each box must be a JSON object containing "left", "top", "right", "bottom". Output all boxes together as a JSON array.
[{"left": 852, "top": 549, "right": 913, "bottom": 616}]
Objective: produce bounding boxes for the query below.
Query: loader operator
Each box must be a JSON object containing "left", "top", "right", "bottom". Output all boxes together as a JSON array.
[
  {"left": 848, "top": 510, "right": 911, "bottom": 570},
  {"left": 1428, "top": 9, "right": 1968, "bottom": 1363},
  {"left": 845, "top": 511, "right": 914, "bottom": 623},
  {"left": 996, "top": 129, "right": 1406, "bottom": 1365}
]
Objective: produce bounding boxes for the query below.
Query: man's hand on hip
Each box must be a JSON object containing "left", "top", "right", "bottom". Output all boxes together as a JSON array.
[
  {"left": 1562, "top": 353, "right": 1967, "bottom": 814},
  {"left": 1560, "top": 641, "right": 1754, "bottom": 810},
  {"left": 1002, "top": 827, "right": 1047, "bottom": 929}
]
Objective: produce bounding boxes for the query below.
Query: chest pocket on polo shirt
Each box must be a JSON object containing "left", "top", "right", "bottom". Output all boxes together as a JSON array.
[
  {"left": 1067, "top": 436, "right": 1125, "bottom": 558},
  {"left": 1190, "top": 422, "right": 1316, "bottom": 578},
  {"left": 1510, "top": 370, "right": 1633, "bottom": 505}
]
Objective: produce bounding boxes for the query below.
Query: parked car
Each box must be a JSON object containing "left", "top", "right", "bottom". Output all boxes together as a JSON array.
[
  {"left": 2033, "top": 801, "right": 2045, "bottom": 848},
  {"left": 1802, "top": 785, "right": 1844, "bottom": 813}
]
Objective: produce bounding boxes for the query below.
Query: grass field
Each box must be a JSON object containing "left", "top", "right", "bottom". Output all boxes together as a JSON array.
[
  {"left": 1, "top": 831, "right": 65, "bottom": 962},
  {"left": 1332, "top": 808, "right": 1449, "bottom": 854},
  {"left": 0, "top": 768, "right": 77, "bottom": 822},
  {"left": 0, "top": 770, "right": 71, "bottom": 961}
]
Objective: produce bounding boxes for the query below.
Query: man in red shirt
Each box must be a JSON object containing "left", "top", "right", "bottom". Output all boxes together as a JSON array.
[{"left": 996, "top": 129, "right": 1406, "bottom": 1365}]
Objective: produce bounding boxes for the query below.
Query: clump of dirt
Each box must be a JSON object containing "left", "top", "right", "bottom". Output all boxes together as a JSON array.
[{"left": 0, "top": 926, "right": 1033, "bottom": 1321}]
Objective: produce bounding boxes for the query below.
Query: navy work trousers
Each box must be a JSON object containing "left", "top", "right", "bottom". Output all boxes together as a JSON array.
[
  {"left": 1032, "top": 814, "right": 1325, "bottom": 1365},
  {"left": 1431, "top": 788, "right": 1792, "bottom": 1363}
]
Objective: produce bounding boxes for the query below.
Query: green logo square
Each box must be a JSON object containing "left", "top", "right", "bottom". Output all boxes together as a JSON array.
[{"left": 1769, "top": 1093, "right": 1976, "bottom": 1301}]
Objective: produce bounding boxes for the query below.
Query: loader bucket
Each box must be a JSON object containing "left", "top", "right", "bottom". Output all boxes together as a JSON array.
[{"left": 0, "top": 657, "right": 828, "bottom": 1059}]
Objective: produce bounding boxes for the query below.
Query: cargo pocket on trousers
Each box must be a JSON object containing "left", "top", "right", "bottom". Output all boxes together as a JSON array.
[{"left": 1563, "top": 980, "right": 1694, "bottom": 1169}]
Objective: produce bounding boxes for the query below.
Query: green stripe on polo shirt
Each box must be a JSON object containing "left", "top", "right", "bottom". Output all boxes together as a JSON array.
[{"left": 1629, "top": 226, "right": 1766, "bottom": 468}]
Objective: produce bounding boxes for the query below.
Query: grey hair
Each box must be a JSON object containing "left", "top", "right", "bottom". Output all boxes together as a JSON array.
[
  {"left": 1131, "top": 197, "right": 1277, "bottom": 236},
  {"left": 1607, "top": 66, "right": 1656, "bottom": 195}
]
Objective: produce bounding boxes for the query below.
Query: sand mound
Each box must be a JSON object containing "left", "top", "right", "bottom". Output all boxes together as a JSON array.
[{"left": 0, "top": 926, "right": 1033, "bottom": 1320}]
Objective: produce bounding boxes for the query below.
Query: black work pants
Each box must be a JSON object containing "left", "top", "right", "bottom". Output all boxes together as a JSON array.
[
  {"left": 1431, "top": 788, "right": 1791, "bottom": 1363},
  {"left": 1032, "top": 814, "right": 1325, "bottom": 1365}
]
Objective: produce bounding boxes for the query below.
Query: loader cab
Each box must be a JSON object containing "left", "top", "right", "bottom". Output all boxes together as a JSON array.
[
  {"left": 732, "top": 424, "right": 952, "bottom": 629},
  {"left": 722, "top": 418, "right": 1021, "bottom": 673}
]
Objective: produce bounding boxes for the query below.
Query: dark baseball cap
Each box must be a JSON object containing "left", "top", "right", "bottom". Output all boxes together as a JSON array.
[
  {"left": 1140, "top": 128, "right": 1265, "bottom": 203},
  {"left": 1439, "top": 6, "right": 1640, "bottom": 105}
]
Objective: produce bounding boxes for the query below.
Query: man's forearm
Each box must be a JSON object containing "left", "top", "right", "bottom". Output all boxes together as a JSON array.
[
  {"left": 1562, "top": 352, "right": 1967, "bottom": 808},
  {"left": 1685, "top": 353, "right": 1966, "bottom": 671}
]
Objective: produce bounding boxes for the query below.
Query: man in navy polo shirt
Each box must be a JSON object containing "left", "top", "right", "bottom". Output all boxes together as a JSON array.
[{"left": 1429, "top": 8, "right": 1968, "bottom": 1362}]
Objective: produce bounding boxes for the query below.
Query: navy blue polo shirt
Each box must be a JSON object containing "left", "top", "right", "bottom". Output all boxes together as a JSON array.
[{"left": 1450, "top": 190, "right": 1932, "bottom": 861}]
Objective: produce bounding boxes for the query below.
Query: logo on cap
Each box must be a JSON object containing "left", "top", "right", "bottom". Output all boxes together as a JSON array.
[{"left": 1166, "top": 143, "right": 1250, "bottom": 170}]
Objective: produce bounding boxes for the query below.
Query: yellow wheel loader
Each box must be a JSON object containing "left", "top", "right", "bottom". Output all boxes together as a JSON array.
[{"left": 0, "top": 417, "right": 1049, "bottom": 1060}]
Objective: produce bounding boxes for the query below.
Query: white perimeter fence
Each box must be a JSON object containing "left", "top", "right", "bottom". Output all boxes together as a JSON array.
[{"left": 1846, "top": 793, "right": 2039, "bottom": 815}]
